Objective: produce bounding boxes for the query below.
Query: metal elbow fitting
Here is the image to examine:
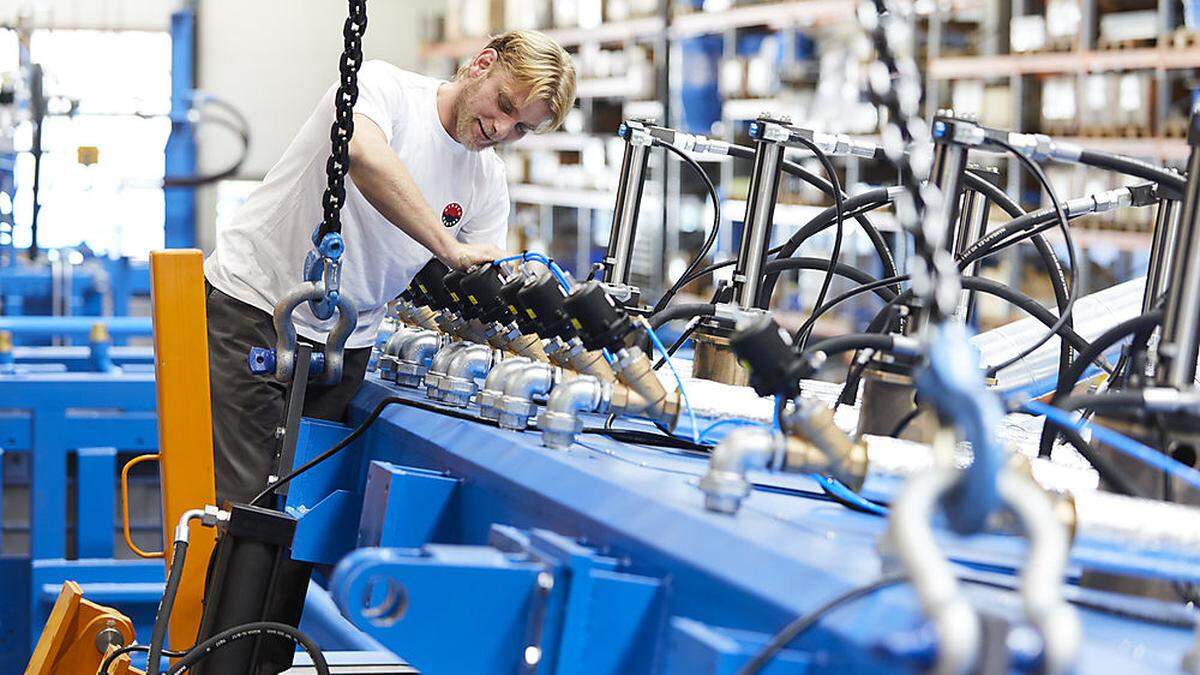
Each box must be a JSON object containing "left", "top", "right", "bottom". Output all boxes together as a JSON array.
[
  {"left": 699, "top": 426, "right": 786, "bottom": 514},
  {"left": 437, "top": 344, "right": 496, "bottom": 407},
  {"left": 393, "top": 331, "right": 441, "bottom": 388},
  {"left": 377, "top": 327, "right": 417, "bottom": 380},
  {"left": 424, "top": 341, "right": 472, "bottom": 398},
  {"left": 478, "top": 357, "right": 532, "bottom": 420},
  {"left": 498, "top": 363, "right": 557, "bottom": 430},
  {"left": 537, "top": 375, "right": 609, "bottom": 450}
]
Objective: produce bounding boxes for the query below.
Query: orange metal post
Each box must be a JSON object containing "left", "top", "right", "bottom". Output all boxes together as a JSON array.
[{"left": 149, "top": 249, "right": 218, "bottom": 649}]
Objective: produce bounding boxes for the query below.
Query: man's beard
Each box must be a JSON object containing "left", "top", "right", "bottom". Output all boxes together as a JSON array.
[{"left": 452, "top": 76, "right": 488, "bottom": 152}]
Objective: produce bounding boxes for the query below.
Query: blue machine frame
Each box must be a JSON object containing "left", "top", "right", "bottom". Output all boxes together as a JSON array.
[{"left": 267, "top": 376, "right": 1197, "bottom": 674}]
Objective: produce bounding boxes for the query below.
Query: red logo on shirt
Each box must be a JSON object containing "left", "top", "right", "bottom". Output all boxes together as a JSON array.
[{"left": 441, "top": 203, "right": 463, "bottom": 228}]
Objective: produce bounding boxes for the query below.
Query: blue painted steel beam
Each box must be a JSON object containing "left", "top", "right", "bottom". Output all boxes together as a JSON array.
[
  {"left": 317, "top": 378, "right": 1195, "bottom": 674},
  {"left": 0, "top": 316, "right": 152, "bottom": 339},
  {"left": 164, "top": 8, "right": 197, "bottom": 249}
]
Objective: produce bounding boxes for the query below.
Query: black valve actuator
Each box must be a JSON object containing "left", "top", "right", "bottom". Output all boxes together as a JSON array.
[
  {"left": 517, "top": 273, "right": 575, "bottom": 341},
  {"left": 562, "top": 281, "right": 636, "bottom": 352},
  {"left": 461, "top": 265, "right": 510, "bottom": 324},
  {"left": 730, "top": 316, "right": 806, "bottom": 398}
]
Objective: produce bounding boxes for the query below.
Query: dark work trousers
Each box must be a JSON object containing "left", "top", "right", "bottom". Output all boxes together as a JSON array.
[{"left": 205, "top": 281, "right": 371, "bottom": 506}]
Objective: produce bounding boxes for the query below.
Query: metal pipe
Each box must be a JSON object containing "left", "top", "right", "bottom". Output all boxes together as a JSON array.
[
  {"left": 731, "top": 131, "right": 785, "bottom": 309},
  {"left": 929, "top": 139, "right": 971, "bottom": 253},
  {"left": 1144, "top": 198, "right": 1179, "bottom": 313},
  {"left": 612, "top": 347, "right": 677, "bottom": 426},
  {"left": 498, "top": 362, "right": 557, "bottom": 430},
  {"left": 438, "top": 344, "right": 495, "bottom": 407},
  {"left": 478, "top": 356, "right": 532, "bottom": 421},
  {"left": 604, "top": 122, "right": 652, "bottom": 285},
  {"left": 1156, "top": 120, "right": 1200, "bottom": 389},
  {"left": 953, "top": 186, "right": 991, "bottom": 322},
  {"left": 537, "top": 375, "right": 608, "bottom": 450}
]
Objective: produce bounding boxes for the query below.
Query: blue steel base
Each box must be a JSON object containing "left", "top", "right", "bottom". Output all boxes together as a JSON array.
[{"left": 282, "top": 376, "right": 1193, "bottom": 674}]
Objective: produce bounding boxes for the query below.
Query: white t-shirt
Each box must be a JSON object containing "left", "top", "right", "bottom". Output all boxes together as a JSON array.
[{"left": 205, "top": 61, "right": 509, "bottom": 349}]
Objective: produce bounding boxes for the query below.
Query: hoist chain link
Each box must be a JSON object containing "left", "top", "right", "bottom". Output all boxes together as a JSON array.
[
  {"left": 317, "top": 0, "right": 368, "bottom": 242},
  {"left": 857, "top": 0, "right": 958, "bottom": 320}
]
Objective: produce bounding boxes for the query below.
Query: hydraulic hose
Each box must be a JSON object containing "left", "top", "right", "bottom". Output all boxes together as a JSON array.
[
  {"left": 965, "top": 171, "right": 1075, "bottom": 380},
  {"left": 649, "top": 302, "right": 716, "bottom": 330},
  {"left": 165, "top": 621, "right": 329, "bottom": 675},
  {"left": 758, "top": 188, "right": 899, "bottom": 305},
  {"left": 1052, "top": 422, "right": 1146, "bottom": 498},
  {"left": 726, "top": 144, "right": 898, "bottom": 302},
  {"left": 833, "top": 275, "right": 1103, "bottom": 405},
  {"left": 1077, "top": 148, "right": 1185, "bottom": 201},
  {"left": 654, "top": 141, "right": 724, "bottom": 313},
  {"left": 146, "top": 539, "right": 188, "bottom": 675},
  {"left": 762, "top": 257, "right": 898, "bottom": 302},
  {"left": 1036, "top": 310, "right": 1163, "bottom": 458}
]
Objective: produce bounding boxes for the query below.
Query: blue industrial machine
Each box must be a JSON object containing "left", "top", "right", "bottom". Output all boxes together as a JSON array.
[{"left": 21, "top": 0, "right": 1200, "bottom": 673}]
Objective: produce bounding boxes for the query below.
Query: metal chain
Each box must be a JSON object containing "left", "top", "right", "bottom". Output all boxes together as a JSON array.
[
  {"left": 317, "top": 0, "right": 368, "bottom": 241},
  {"left": 857, "top": 0, "right": 959, "bottom": 320}
]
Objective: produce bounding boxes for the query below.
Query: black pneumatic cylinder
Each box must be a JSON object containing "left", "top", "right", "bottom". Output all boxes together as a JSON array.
[
  {"left": 518, "top": 273, "right": 575, "bottom": 341},
  {"left": 562, "top": 281, "right": 636, "bottom": 352},
  {"left": 412, "top": 259, "right": 455, "bottom": 311},
  {"left": 730, "top": 316, "right": 806, "bottom": 398},
  {"left": 442, "top": 270, "right": 479, "bottom": 318},
  {"left": 461, "top": 265, "right": 510, "bottom": 324},
  {"left": 499, "top": 276, "right": 539, "bottom": 334}
]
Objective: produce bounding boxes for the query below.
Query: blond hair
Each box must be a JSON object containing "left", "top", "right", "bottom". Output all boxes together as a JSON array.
[{"left": 455, "top": 30, "right": 577, "bottom": 132}]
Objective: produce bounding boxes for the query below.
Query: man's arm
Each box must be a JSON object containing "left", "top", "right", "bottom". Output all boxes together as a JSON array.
[{"left": 347, "top": 113, "right": 505, "bottom": 269}]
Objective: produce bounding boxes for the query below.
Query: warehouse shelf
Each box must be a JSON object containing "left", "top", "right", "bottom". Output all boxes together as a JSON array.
[
  {"left": 928, "top": 47, "right": 1200, "bottom": 80},
  {"left": 508, "top": 183, "right": 616, "bottom": 210},
  {"left": 512, "top": 133, "right": 604, "bottom": 152},
  {"left": 669, "top": 0, "right": 855, "bottom": 38},
  {"left": 575, "top": 76, "right": 645, "bottom": 99},
  {"left": 419, "top": 16, "right": 665, "bottom": 60}
]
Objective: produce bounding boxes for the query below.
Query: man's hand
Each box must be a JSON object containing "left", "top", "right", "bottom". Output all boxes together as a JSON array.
[{"left": 442, "top": 241, "right": 507, "bottom": 270}]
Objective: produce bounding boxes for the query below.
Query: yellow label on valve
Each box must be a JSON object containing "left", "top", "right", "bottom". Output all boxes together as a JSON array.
[
  {"left": 526, "top": 308, "right": 538, "bottom": 319},
  {"left": 77, "top": 145, "right": 100, "bottom": 166},
  {"left": 508, "top": 305, "right": 519, "bottom": 315},
  {"left": 570, "top": 318, "right": 582, "bottom": 331},
  {"left": 467, "top": 295, "right": 478, "bottom": 305}
]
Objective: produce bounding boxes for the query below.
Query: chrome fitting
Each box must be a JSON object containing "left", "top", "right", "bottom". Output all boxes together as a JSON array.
[
  {"left": 377, "top": 327, "right": 417, "bottom": 380},
  {"left": 498, "top": 362, "right": 558, "bottom": 430},
  {"left": 1091, "top": 186, "right": 1134, "bottom": 214},
  {"left": 438, "top": 344, "right": 496, "bottom": 407},
  {"left": 393, "top": 331, "right": 441, "bottom": 388},
  {"left": 537, "top": 375, "right": 609, "bottom": 450},
  {"left": 699, "top": 426, "right": 787, "bottom": 514},
  {"left": 478, "top": 356, "right": 532, "bottom": 420},
  {"left": 424, "top": 341, "right": 471, "bottom": 400},
  {"left": 174, "top": 505, "right": 230, "bottom": 544}
]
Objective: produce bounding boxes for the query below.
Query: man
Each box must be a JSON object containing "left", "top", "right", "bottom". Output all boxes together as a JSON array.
[{"left": 203, "top": 30, "right": 577, "bottom": 505}]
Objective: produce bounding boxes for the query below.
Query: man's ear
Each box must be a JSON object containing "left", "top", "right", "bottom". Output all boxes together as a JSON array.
[{"left": 467, "top": 48, "right": 499, "bottom": 78}]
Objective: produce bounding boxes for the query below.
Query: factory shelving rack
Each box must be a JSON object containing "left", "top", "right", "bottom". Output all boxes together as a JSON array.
[{"left": 419, "top": 0, "right": 1190, "bottom": 329}]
